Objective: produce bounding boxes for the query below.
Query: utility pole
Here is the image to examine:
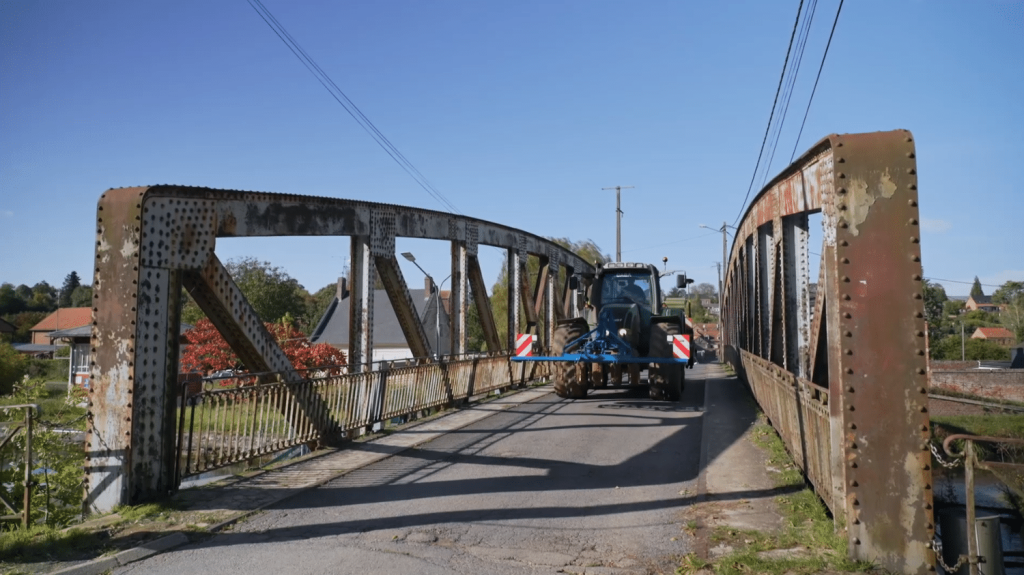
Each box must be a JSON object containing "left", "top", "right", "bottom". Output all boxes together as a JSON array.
[{"left": 602, "top": 185, "right": 634, "bottom": 261}]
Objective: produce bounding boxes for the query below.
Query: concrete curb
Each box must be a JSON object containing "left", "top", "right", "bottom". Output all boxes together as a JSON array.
[
  {"left": 50, "top": 533, "right": 190, "bottom": 575},
  {"left": 46, "top": 385, "right": 552, "bottom": 575}
]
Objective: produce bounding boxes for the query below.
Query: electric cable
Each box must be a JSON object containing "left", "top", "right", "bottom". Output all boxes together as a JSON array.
[
  {"left": 790, "top": 0, "right": 844, "bottom": 162},
  {"left": 246, "top": 0, "right": 462, "bottom": 214},
  {"left": 733, "top": 0, "right": 806, "bottom": 229}
]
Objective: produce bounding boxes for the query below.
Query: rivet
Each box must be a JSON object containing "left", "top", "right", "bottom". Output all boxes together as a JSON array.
[
  {"left": 838, "top": 203, "right": 847, "bottom": 211},
  {"left": 838, "top": 172, "right": 846, "bottom": 178},
  {"left": 837, "top": 187, "right": 847, "bottom": 194},
  {"left": 849, "top": 423, "right": 857, "bottom": 430},
  {"left": 847, "top": 386, "right": 855, "bottom": 392},
  {"left": 840, "top": 222, "right": 848, "bottom": 229},
  {"left": 911, "top": 236, "right": 919, "bottom": 243},
  {"left": 848, "top": 405, "right": 855, "bottom": 411},
  {"left": 907, "top": 152, "right": 915, "bottom": 158},
  {"left": 853, "top": 518, "right": 860, "bottom": 525},
  {"left": 841, "top": 257, "right": 850, "bottom": 264},
  {"left": 917, "top": 368, "right": 926, "bottom": 375},
  {"left": 909, "top": 218, "right": 918, "bottom": 226},
  {"left": 914, "top": 293, "right": 923, "bottom": 300},
  {"left": 842, "top": 276, "right": 851, "bottom": 282},
  {"left": 916, "top": 330, "right": 925, "bottom": 337},
  {"left": 912, "top": 274, "right": 922, "bottom": 281},
  {"left": 845, "top": 368, "right": 854, "bottom": 374},
  {"left": 845, "top": 349, "right": 853, "bottom": 355},
  {"left": 920, "top": 406, "right": 928, "bottom": 413},
  {"left": 843, "top": 294, "right": 851, "bottom": 301},
  {"left": 854, "top": 538, "right": 861, "bottom": 545},
  {"left": 915, "top": 312, "right": 923, "bottom": 318},
  {"left": 845, "top": 331, "right": 853, "bottom": 337},
  {"left": 844, "top": 312, "right": 852, "bottom": 318},
  {"left": 908, "top": 199, "right": 918, "bottom": 207},
  {"left": 851, "top": 462, "right": 858, "bottom": 468},
  {"left": 905, "top": 136, "right": 913, "bottom": 142},
  {"left": 909, "top": 184, "right": 917, "bottom": 190},
  {"left": 919, "top": 386, "right": 927, "bottom": 393},
  {"left": 851, "top": 480, "right": 859, "bottom": 487},
  {"left": 909, "top": 168, "right": 916, "bottom": 175},
  {"left": 852, "top": 499, "right": 859, "bottom": 505},
  {"left": 837, "top": 157, "right": 845, "bottom": 163},
  {"left": 840, "top": 240, "right": 849, "bottom": 246},
  {"left": 912, "top": 255, "right": 920, "bottom": 262},
  {"left": 836, "top": 141, "right": 843, "bottom": 147}
]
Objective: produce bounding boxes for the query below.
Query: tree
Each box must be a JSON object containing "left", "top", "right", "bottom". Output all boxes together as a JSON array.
[
  {"left": 180, "top": 318, "right": 345, "bottom": 375},
  {"left": 5, "top": 311, "right": 48, "bottom": 344},
  {"left": 692, "top": 282, "right": 717, "bottom": 301},
  {"left": 0, "top": 283, "right": 26, "bottom": 316},
  {"left": 225, "top": 257, "right": 309, "bottom": 326},
  {"left": 0, "top": 342, "right": 28, "bottom": 395},
  {"left": 29, "top": 282, "right": 57, "bottom": 312},
  {"left": 942, "top": 299, "right": 965, "bottom": 318},
  {"left": 970, "top": 276, "right": 985, "bottom": 299},
  {"left": 931, "top": 334, "right": 1009, "bottom": 361},
  {"left": 922, "top": 279, "right": 948, "bottom": 343},
  {"left": 992, "top": 280, "right": 1024, "bottom": 342},
  {"left": 70, "top": 285, "right": 93, "bottom": 307},
  {"left": 58, "top": 271, "right": 81, "bottom": 308},
  {"left": 304, "top": 283, "right": 338, "bottom": 335}
]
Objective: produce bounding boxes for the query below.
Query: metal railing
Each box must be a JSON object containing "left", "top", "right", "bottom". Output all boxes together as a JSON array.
[
  {"left": 0, "top": 404, "right": 40, "bottom": 528},
  {"left": 939, "top": 434, "right": 1024, "bottom": 575},
  {"left": 175, "top": 354, "right": 543, "bottom": 481}
]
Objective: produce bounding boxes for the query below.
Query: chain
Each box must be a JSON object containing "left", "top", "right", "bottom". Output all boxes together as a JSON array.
[
  {"left": 930, "top": 442, "right": 963, "bottom": 468},
  {"left": 931, "top": 535, "right": 968, "bottom": 574}
]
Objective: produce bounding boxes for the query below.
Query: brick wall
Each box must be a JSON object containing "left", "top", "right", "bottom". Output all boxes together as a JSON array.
[{"left": 928, "top": 370, "right": 1024, "bottom": 402}]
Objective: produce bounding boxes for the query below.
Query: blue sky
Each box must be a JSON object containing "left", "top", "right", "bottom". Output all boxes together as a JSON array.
[{"left": 1, "top": 0, "right": 1021, "bottom": 299}]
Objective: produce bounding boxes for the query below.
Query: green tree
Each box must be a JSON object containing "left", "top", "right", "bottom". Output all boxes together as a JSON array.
[
  {"left": 931, "top": 334, "right": 1010, "bottom": 361},
  {"left": 942, "top": 299, "right": 965, "bottom": 318},
  {"left": 992, "top": 280, "right": 1024, "bottom": 342},
  {"left": 58, "top": 271, "right": 81, "bottom": 308},
  {"left": 0, "top": 341, "right": 28, "bottom": 395},
  {"left": 922, "top": 279, "right": 948, "bottom": 343},
  {"left": 4, "top": 311, "right": 48, "bottom": 344},
  {"left": 304, "top": 283, "right": 338, "bottom": 335},
  {"left": 224, "top": 257, "right": 309, "bottom": 326},
  {"left": 692, "top": 282, "right": 717, "bottom": 301},
  {"left": 0, "top": 283, "right": 26, "bottom": 316},
  {"left": 29, "top": 281, "right": 57, "bottom": 312},
  {"left": 70, "top": 285, "right": 93, "bottom": 307},
  {"left": 969, "top": 276, "right": 985, "bottom": 299}
]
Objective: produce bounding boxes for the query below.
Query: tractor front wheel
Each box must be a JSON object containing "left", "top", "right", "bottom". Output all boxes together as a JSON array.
[{"left": 552, "top": 319, "right": 588, "bottom": 399}]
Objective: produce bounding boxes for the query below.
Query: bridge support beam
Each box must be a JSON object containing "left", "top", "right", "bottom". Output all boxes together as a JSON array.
[{"left": 723, "top": 131, "right": 934, "bottom": 572}]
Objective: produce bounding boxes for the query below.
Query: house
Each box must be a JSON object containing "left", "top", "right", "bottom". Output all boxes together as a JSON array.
[
  {"left": 971, "top": 326, "right": 1016, "bottom": 347},
  {"left": 309, "top": 278, "right": 451, "bottom": 366},
  {"left": 965, "top": 295, "right": 1002, "bottom": 314},
  {"left": 49, "top": 321, "right": 194, "bottom": 390},
  {"left": 28, "top": 307, "right": 92, "bottom": 344}
]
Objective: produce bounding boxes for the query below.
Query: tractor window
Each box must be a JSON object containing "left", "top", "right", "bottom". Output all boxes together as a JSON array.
[{"left": 601, "top": 272, "right": 653, "bottom": 310}]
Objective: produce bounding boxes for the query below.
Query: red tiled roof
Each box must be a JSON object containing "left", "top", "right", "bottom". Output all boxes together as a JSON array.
[
  {"left": 972, "top": 326, "right": 1014, "bottom": 339},
  {"left": 30, "top": 308, "right": 92, "bottom": 332}
]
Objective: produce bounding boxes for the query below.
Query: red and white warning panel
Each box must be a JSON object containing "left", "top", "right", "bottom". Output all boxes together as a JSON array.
[
  {"left": 515, "top": 333, "right": 537, "bottom": 357},
  {"left": 668, "top": 334, "right": 691, "bottom": 360}
]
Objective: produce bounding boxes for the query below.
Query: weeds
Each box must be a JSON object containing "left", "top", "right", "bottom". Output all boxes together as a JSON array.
[{"left": 681, "top": 414, "right": 874, "bottom": 575}]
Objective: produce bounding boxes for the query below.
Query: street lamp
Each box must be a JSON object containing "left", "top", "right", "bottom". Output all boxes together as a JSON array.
[{"left": 401, "top": 252, "right": 449, "bottom": 359}]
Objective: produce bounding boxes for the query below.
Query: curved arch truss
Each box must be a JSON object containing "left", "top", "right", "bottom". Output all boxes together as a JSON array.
[
  {"left": 722, "top": 131, "right": 934, "bottom": 573},
  {"left": 86, "top": 186, "right": 596, "bottom": 512}
]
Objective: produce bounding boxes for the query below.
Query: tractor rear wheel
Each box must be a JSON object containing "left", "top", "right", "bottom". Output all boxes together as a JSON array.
[
  {"left": 552, "top": 319, "right": 588, "bottom": 399},
  {"left": 648, "top": 320, "right": 685, "bottom": 401}
]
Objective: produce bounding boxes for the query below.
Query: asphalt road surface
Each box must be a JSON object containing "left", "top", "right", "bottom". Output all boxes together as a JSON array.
[{"left": 115, "top": 364, "right": 715, "bottom": 575}]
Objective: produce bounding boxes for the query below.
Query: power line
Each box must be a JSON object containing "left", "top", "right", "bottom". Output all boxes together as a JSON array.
[
  {"left": 791, "top": 0, "right": 844, "bottom": 162},
  {"left": 620, "top": 231, "right": 720, "bottom": 254},
  {"left": 733, "top": 0, "right": 806, "bottom": 229},
  {"left": 760, "top": 0, "right": 819, "bottom": 188},
  {"left": 245, "top": 0, "right": 462, "bottom": 215},
  {"left": 925, "top": 277, "right": 1010, "bottom": 289}
]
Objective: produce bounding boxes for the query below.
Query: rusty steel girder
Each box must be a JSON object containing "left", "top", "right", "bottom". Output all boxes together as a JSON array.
[
  {"left": 88, "top": 186, "right": 596, "bottom": 513},
  {"left": 722, "top": 131, "right": 934, "bottom": 573}
]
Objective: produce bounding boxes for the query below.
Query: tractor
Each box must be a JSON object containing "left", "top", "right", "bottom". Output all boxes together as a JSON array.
[{"left": 515, "top": 262, "right": 694, "bottom": 401}]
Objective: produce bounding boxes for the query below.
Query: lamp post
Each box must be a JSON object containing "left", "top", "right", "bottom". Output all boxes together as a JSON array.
[{"left": 401, "top": 252, "right": 450, "bottom": 359}]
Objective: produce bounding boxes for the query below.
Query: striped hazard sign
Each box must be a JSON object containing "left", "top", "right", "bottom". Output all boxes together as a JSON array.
[
  {"left": 667, "top": 334, "right": 691, "bottom": 360},
  {"left": 515, "top": 333, "right": 536, "bottom": 357}
]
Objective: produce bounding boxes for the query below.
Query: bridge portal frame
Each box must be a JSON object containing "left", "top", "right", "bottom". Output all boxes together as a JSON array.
[
  {"left": 723, "top": 130, "right": 935, "bottom": 573},
  {"left": 87, "top": 186, "right": 595, "bottom": 513}
]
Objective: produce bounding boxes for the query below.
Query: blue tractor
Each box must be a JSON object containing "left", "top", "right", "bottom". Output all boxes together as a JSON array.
[{"left": 516, "top": 262, "right": 694, "bottom": 401}]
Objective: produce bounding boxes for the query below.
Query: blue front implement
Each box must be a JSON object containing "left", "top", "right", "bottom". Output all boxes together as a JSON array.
[{"left": 510, "top": 320, "right": 686, "bottom": 364}]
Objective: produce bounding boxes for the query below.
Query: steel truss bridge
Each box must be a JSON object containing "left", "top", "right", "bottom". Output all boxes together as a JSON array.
[{"left": 86, "top": 130, "right": 935, "bottom": 573}]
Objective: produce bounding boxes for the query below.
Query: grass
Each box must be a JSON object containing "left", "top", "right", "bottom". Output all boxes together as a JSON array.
[
  {"left": 929, "top": 387, "right": 1024, "bottom": 409},
  {"left": 930, "top": 413, "right": 1024, "bottom": 441},
  {"left": 0, "top": 525, "right": 105, "bottom": 566},
  {"left": 678, "top": 414, "right": 875, "bottom": 575}
]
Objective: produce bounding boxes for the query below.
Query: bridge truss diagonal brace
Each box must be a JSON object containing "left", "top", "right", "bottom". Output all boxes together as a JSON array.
[{"left": 722, "top": 131, "right": 934, "bottom": 573}]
